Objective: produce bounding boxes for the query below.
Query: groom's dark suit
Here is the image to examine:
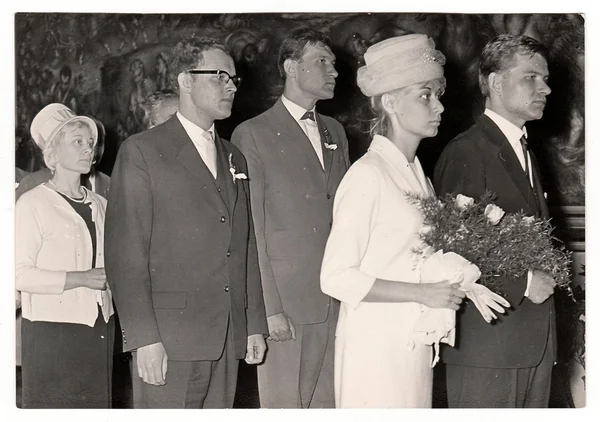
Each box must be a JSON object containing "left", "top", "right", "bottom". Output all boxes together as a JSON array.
[
  {"left": 433, "top": 114, "right": 556, "bottom": 407},
  {"left": 105, "top": 115, "right": 268, "bottom": 407}
]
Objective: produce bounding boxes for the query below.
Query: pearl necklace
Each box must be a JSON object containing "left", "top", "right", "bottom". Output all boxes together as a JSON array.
[{"left": 47, "top": 180, "right": 87, "bottom": 203}]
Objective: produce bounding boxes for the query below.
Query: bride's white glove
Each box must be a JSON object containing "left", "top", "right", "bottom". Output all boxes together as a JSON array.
[{"left": 462, "top": 283, "right": 510, "bottom": 323}]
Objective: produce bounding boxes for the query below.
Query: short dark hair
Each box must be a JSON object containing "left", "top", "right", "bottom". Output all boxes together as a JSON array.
[
  {"left": 168, "top": 35, "right": 230, "bottom": 92},
  {"left": 479, "top": 34, "right": 549, "bottom": 97},
  {"left": 277, "top": 28, "right": 333, "bottom": 79}
]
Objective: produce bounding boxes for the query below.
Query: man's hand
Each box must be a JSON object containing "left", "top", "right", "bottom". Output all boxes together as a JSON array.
[
  {"left": 527, "top": 270, "right": 556, "bottom": 304},
  {"left": 136, "top": 342, "right": 168, "bottom": 386},
  {"left": 245, "top": 334, "right": 267, "bottom": 364},
  {"left": 266, "top": 312, "right": 296, "bottom": 342}
]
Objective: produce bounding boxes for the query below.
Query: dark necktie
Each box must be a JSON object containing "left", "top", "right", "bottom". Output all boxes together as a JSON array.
[
  {"left": 520, "top": 135, "right": 547, "bottom": 217},
  {"left": 300, "top": 111, "right": 315, "bottom": 122},
  {"left": 519, "top": 135, "right": 531, "bottom": 183}
]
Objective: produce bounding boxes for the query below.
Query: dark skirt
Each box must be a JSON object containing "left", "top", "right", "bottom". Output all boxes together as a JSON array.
[{"left": 21, "top": 307, "right": 115, "bottom": 408}]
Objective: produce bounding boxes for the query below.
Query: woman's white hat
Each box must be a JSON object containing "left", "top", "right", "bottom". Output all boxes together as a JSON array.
[
  {"left": 357, "top": 34, "right": 446, "bottom": 97},
  {"left": 30, "top": 103, "right": 98, "bottom": 150}
]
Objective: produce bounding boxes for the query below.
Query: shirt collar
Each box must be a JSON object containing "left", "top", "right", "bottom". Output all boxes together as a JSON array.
[
  {"left": 484, "top": 108, "right": 528, "bottom": 149},
  {"left": 281, "top": 95, "right": 316, "bottom": 122},
  {"left": 176, "top": 111, "right": 215, "bottom": 141}
]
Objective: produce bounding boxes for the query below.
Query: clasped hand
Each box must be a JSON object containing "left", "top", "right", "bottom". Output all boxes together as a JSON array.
[
  {"left": 527, "top": 270, "right": 556, "bottom": 304},
  {"left": 421, "top": 275, "right": 510, "bottom": 323},
  {"left": 266, "top": 312, "right": 296, "bottom": 342}
]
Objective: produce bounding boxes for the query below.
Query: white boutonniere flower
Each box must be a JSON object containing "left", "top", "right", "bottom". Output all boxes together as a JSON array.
[
  {"left": 322, "top": 125, "right": 337, "bottom": 150},
  {"left": 228, "top": 153, "right": 248, "bottom": 183}
]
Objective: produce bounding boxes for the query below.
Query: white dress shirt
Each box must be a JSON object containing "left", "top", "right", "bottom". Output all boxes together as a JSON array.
[
  {"left": 176, "top": 112, "right": 218, "bottom": 178},
  {"left": 281, "top": 95, "right": 325, "bottom": 168},
  {"left": 484, "top": 108, "right": 534, "bottom": 296},
  {"left": 484, "top": 108, "right": 533, "bottom": 187}
]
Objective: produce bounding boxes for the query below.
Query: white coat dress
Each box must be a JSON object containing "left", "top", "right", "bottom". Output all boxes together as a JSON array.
[{"left": 320, "top": 134, "right": 439, "bottom": 408}]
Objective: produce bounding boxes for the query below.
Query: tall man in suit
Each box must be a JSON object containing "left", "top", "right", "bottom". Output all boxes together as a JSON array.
[
  {"left": 231, "top": 28, "right": 350, "bottom": 408},
  {"left": 105, "top": 35, "right": 268, "bottom": 409},
  {"left": 434, "top": 34, "right": 557, "bottom": 408}
]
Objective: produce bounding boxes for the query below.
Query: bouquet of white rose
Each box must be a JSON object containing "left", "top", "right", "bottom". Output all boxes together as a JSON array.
[{"left": 408, "top": 191, "right": 572, "bottom": 297}]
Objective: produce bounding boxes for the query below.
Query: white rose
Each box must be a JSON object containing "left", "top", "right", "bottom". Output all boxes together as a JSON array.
[
  {"left": 455, "top": 194, "right": 475, "bottom": 210},
  {"left": 484, "top": 203, "right": 505, "bottom": 225}
]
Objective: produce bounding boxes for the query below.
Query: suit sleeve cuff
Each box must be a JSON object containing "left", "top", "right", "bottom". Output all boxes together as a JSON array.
[{"left": 524, "top": 270, "right": 533, "bottom": 297}]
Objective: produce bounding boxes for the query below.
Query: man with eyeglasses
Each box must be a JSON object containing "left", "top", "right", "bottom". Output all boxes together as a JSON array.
[
  {"left": 105, "top": 35, "right": 268, "bottom": 408},
  {"left": 232, "top": 28, "right": 350, "bottom": 408}
]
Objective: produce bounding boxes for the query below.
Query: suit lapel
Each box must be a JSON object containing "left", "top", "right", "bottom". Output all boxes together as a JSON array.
[
  {"left": 215, "top": 135, "right": 238, "bottom": 218},
  {"left": 479, "top": 116, "right": 540, "bottom": 216},
  {"left": 273, "top": 100, "right": 325, "bottom": 177},
  {"left": 167, "top": 116, "right": 229, "bottom": 213},
  {"left": 315, "top": 113, "right": 335, "bottom": 186},
  {"left": 530, "top": 151, "right": 549, "bottom": 219}
]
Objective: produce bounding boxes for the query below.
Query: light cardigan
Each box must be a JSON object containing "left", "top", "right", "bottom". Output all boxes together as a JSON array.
[{"left": 16, "top": 184, "right": 113, "bottom": 327}]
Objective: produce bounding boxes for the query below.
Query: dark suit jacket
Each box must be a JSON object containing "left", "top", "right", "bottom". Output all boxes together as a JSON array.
[
  {"left": 16, "top": 168, "right": 111, "bottom": 201},
  {"left": 105, "top": 115, "right": 268, "bottom": 362},
  {"left": 433, "top": 114, "right": 556, "bottom": 369},
  {"left": 231, "top": 98, "right": 350, "bottom": 324}
]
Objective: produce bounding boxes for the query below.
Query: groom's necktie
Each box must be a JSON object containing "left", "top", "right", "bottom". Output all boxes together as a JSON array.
[
  {"left": 519, "top": 135, "right": 531, "bottom": 184},
  {"left": 520, "top": 135, "right": 547, "bottom": 217}
]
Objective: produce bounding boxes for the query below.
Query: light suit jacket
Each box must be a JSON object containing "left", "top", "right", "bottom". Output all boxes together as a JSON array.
[{"left": 231, "top": 98, "right": 350, "bottom": 324}]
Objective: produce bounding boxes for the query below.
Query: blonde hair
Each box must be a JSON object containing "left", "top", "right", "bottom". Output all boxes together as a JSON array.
[
  {"left": 43, "top": 121, "right": 96, "bottom": 171},
  {"left": 367, "top": 77, "right": 446, "bottom": 138}
]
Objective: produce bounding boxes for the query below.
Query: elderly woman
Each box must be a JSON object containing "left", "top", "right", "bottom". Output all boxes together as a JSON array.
[
  {"left": 320, "top": 34, "right": 462, "bottom": 408},
  {"left": 16, "top": 103, "right": 114, "bottom": 408}
]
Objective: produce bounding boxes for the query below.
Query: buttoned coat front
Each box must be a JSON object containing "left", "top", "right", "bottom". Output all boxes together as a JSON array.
[
  {"left": 105, "top": 116, "right": 268, "bottom": 362},
  {"left": 231, "top": 98, "right": 350, "bottom": 325},
  {"left": 320, "top": 135, "right": 437, "bottom": 408}
]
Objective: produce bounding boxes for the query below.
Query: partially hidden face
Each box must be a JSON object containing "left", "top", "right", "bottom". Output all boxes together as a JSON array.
[
  {"left": 189, "top": 48, "right": 237, "bottom": 122},
  {"left": 498, "top": 52, "right": 551, "bottom": 126},
  {"left": 295, "top": 42, "right": 338, "bottom": 101},
  {"left": 54, "top": 123, "right": 96, "bottom": 175},
  {"left": 389, "top": 78, "right": 445, "bottom": 140}
]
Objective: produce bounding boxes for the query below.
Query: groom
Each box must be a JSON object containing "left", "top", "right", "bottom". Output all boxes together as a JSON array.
[{"left": 434, "top": 34, "right": 557, "bottom": 407}]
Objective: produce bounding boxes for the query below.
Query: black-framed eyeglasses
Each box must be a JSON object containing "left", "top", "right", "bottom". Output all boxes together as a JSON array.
[{"left": 187, "top": 69, "right": 242, "bottom": 88}]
